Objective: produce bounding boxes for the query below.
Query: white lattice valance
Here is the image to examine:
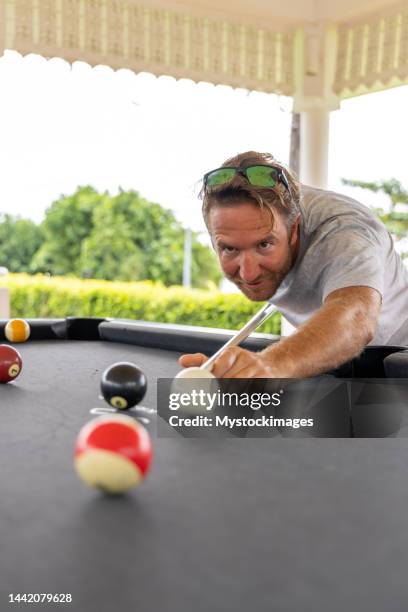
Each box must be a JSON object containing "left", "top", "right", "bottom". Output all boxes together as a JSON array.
[
  {"left": 0, "top": 0, "right": 296, "bottom": 95},
  {"left": 335, "top": 3, "right": 408, "bottom": 96},
  {"left": 1, "top": 0, "right": 408, "bottom": 100}
]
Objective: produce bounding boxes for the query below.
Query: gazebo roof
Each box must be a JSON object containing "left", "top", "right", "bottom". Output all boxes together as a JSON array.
[
  {"left": 0, "top": 0, "right": 407, "bottom": 105},
  {"left": 161, "top": 0, "right": 401, "bottom": 26}
]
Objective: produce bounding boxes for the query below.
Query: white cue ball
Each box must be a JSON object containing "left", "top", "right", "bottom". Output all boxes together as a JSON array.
[
  {"left": 175, "top": 367, "right": 216, "bottom": 379},
  {"left": 172, "top": 367, "right": 218, "bottom": 415}
]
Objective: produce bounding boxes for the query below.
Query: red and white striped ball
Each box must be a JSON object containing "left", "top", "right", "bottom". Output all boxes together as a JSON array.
[{"left": 74, "top": 414, "right": 153, "bottom": 494}]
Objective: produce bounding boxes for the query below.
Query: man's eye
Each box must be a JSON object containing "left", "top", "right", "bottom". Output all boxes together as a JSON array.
[
  {"left": 221, "top": 246, "right": 237, "bottom": 254},
  {"left": 259, "top": 242, "right": 273, "bottom": 250}
]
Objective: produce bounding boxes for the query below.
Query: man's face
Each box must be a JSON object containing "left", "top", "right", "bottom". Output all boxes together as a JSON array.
[{"left": 208, "top": 202, "right": 299, "bottom": 302}]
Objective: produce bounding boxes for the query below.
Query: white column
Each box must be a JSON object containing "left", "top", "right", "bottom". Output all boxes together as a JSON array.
[
  {"left": 0, "top": 266, "right": 10, "bottom": 318},
  {"left": 0, "top": 288, "right": 10, "bottom": 318},
  {"left": 299, "top": 108, "right": 330, "bottom": 188},
  {"left": 281, "top": 26, "right": 339, "bottom": 336},
  {"left": 281, "top": 108, "right": 330, "bottom": 336},
  {"left": 292, "top": 24, "right": 339, "bottom": 189}
]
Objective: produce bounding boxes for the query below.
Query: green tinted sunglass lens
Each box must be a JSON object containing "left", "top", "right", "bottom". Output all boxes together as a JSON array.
[
  {"left": 206, "top": 168, "right": 236, "bottom": 187},
  {"left": 246, "top": 166, "right": 278, "bottom": 187}
]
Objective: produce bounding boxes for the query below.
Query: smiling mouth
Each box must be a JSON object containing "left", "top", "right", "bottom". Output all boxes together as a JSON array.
[
  {"left": 229, "top": 276, "right": 273, "bottom": 290},
  {"left": 242, "top": 280, "right": 267, "bottom": 288}
]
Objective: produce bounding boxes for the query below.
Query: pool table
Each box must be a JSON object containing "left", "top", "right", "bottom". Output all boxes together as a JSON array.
[{"left": 0, "top": 317, "right": 408, "bottom": 612}]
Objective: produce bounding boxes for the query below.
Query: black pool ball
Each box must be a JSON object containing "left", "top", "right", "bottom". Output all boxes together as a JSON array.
[
  {"left": 0, "top": 344, "right": 23, "bottom": 383},
  {"left": 101, "top": 362, "right": 147, "bottom": 410}
]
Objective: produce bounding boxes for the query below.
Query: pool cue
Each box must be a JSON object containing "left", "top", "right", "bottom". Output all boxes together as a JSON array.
[{"left": 201, "top": 303, "right": 278, "bottom": 371}]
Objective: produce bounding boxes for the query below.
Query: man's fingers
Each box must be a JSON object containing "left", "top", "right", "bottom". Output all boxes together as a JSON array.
[
  {"left": 179, "top": 348, "right": 275, "bottom": 378},
  {"left": 211, "top": 347, "right": 241, "bottom": 377},
  {"left": 178, "top": 353, "right": 208, "bottom": 368}
]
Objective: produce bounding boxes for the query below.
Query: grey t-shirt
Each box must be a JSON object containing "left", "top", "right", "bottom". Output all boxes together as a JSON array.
[{"left": 269, "top": 185, "right": 408, "bottom": 346}]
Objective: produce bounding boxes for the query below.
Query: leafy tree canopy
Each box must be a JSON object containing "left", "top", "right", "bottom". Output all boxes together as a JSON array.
[
  {"left": 31, "top": 186, "right": 105, "bottom": 275},
  {"left": 341, "top": 177, "right": 408, "bottom": 250},
  {"left": 0, "top": 214, "right": 43, "bottom": 273},
  {"left": 78, "top": 189, "right": 221, "bottom": 287},
  {"left": 1, "top": 187, "right": 221, "bottom": 288}
]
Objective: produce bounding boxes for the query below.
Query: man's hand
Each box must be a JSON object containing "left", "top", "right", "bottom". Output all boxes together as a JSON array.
[{"left": 178, "top": 347, "right": 283, "bottom": 378}]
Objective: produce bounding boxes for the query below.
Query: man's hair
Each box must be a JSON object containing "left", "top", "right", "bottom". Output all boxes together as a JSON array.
[{"left": 201, "top": 151, "right": 301, "bottom": 231}]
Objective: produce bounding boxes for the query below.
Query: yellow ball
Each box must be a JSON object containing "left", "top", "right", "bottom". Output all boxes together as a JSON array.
[{"left": 5, "top": 318, "right": 31, "bottom": 343}]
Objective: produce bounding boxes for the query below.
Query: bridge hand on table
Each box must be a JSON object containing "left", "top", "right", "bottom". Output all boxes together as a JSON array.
[{"left": 179, "top": 347, "right": 281, "bottom": 378}]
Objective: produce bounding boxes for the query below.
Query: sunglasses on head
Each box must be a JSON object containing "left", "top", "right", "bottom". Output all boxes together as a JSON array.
[{"left": 203, "top": 164, "right": 291, "bottom": 193}]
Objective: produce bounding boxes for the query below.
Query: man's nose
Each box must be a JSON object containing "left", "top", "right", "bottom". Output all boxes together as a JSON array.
[{"left": 239, "top": 252, "right": 261, "bottom": 282}]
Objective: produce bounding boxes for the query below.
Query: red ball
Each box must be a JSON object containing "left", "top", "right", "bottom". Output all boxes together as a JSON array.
[
  {"left": 0, "top": 344, "right": 23, "bottom": 383},
  {"left": 74, "top": 414, "right": 153, "bottom": 494}
]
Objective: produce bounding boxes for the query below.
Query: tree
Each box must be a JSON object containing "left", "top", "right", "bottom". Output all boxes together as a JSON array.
[
  {"left": 0, "top": 214, "right": 43, "bottom": 272},
  {"left": 341, "top": 178, "right": 408, "bottom": 255},
  {"left": 79, "top": 206, "right": 145, "bottom": 281},
  {"left": 79, "top": 189, "right": 221, "bottom": 287},
  {"left": 7, "top": 186, "right": 220, "bottom": 287},
  {"left": 31, "top": 186, "right": 106, "bottom": 274}
]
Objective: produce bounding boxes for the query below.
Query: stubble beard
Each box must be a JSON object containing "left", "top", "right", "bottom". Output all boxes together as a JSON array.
[{"left": 227, "top": 249, "right": 294, "bottom": 302}]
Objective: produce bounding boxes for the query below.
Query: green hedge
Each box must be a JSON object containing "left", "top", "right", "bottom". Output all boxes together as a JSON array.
[{"left": 2, "top": 274, "right": 281, "bottom": 335}]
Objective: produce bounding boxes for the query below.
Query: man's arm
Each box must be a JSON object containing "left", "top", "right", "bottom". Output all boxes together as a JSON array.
[
  {"left": 260, "top": 285, "right": 382, "bottom": 378},
  {"left": 180, "top": 286, "right": 381, "bottom": 377},
  {"left": 178, "top": 286, "right": 381, "bottom": 378}
]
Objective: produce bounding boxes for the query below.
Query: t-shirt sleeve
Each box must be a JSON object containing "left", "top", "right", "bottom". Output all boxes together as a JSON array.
[{"left": 313, "top": 219, "right": 386, "bottom": 301}]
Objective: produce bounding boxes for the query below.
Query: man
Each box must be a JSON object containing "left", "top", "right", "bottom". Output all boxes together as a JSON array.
[{"left": 180, "top": 151, "right": 408, "bottom": 378}]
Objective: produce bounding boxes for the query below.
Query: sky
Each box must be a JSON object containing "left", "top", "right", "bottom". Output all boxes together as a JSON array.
[{"left": 1, "top": 49, "right": 408, "bottom": 238}]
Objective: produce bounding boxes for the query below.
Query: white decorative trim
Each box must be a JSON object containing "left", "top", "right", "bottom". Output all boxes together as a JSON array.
[
  {"left": 0, "top": 0, "right": 407, "bottom": 98},
  {"left": 334, "top": 2, "right": 408, "bottom": 96},
  {"left": 0, "top": 0, "right": 296, "bottom": 94}
]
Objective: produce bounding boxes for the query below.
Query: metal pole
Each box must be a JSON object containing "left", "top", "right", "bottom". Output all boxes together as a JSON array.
[{"left": 183, "top": 227, "right": 192, "bottom": 288}]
